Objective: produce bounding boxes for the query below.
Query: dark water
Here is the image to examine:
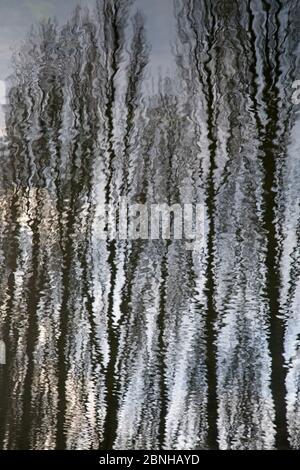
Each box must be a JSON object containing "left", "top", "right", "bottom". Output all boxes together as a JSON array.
[{"left": 0, "top": 0, "right": 300, "bottom": 450}]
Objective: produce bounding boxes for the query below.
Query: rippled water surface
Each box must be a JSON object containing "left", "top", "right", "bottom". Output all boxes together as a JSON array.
[{"left": 0, "top": 0, "right": 300, "bottom": 450}]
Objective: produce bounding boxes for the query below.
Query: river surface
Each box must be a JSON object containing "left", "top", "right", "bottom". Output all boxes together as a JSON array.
[{"left": 0, "top": 0, "right": 300, "bottom": 450}]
